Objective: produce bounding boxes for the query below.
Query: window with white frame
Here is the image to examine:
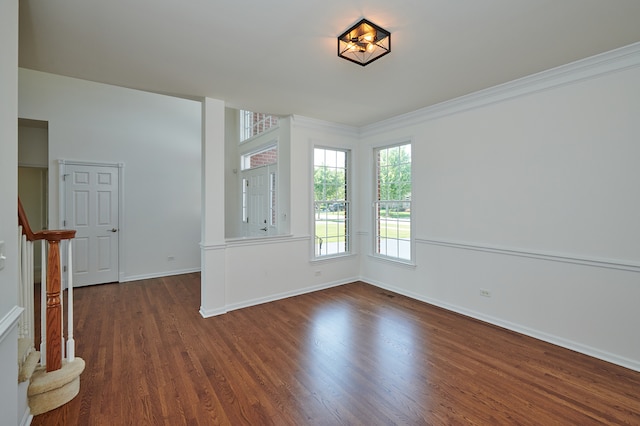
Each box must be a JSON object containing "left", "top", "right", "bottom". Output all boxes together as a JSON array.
[
  {"left": 314, "top": 148, "right": 350, "bottom": 257},
  {"left": 240, "top": 110, "right": 279, "bottom": 142},
  {"left": 240, "top": 144, "right": 278, "bottom": 235},
  {"left": 241, "top": 145, "right": 277, "bottom": 171},
  {"left": 374, "top": 143, "right": 411, "bottom": 261}
]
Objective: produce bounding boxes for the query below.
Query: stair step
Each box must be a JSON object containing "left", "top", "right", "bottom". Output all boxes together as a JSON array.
[
  {"left": 18, "top": 350, "right": 41, "bottom": 383},
  {"left": 28, "top": 358, "right": 85, "bottom": 415},
  {"left": 18, "top": 337, "right": 34, "bottom": 363}
]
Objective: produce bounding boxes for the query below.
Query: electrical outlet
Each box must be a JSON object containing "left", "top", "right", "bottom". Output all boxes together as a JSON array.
[
  {"left": 480, "top": 288, "right": 491, "bottom": 298},
  {"left": 167, "top": 255, "right": 175, "bottom": 261}
]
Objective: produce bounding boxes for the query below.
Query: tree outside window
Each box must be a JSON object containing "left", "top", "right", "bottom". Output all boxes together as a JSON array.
[
  {"left": 314, "top": 148, "right": 349, "bottom": 257},
  {"left": 375, "top": 143, "right": 411, "bottom": 261}
]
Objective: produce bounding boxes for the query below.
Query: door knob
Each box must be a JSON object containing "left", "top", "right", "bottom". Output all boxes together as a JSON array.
[
  {"left": 260, "top": 227, "right": 268, "bottom": 231},
  {"left": 108, "top": 228, "right": 118, "bottom": 232}
]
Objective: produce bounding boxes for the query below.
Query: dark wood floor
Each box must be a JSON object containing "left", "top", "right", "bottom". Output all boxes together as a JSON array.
[{"left": 32, "top": 273, "right": 640, "bottom": 425}]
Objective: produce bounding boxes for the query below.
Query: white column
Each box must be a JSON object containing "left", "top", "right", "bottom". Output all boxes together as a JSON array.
[{"left": 200, "top": 98, "right": 227, "bottom": 317}]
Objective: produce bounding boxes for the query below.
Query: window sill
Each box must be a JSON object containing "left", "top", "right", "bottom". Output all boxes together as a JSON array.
[{"left": 311, "top": 252, "right": 358, "bottom": 263}]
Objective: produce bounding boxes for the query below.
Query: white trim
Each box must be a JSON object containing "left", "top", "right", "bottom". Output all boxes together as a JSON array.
[
  {"left": 309, "top": 253, "right": 358, "bottom": 264},
  {"left": 200, "top": 242, "right": 227, "bottom": 251},
  {"left": 362, "top": 277, "right": 640, "bottom": 372},
  {"left": 19, "top": 407, "right": 33, "bottom": 426},
  {"left": 199, "top": 306, "right": 227, "bottom": 318},
  {"left": 224, "top": 277, "right": 358, "bottom": 314},
  {"left": 372, "top": 140, "right": 414, "bottom": 263},
  {"left": 225, "top": 234, "right": 307, "bottom": 248},
  {"left": 239, "top": 112, "right": 280, "bottom": 144},
  {"left": 120, "top": 268, "right": 201, "bottom": 283},
  {"left": 239, "top": 139, "right": 278, "bottom": 164},
  {"left": 59, "top": 159, "right": 124, "bottom": 169},
  {"left": 58, "top": 159, "right": 126, "bottom": 284},
  {"left": 311, "top": 145, "right": 353, "bottom": 260},
  {"left": 19, "top": 410, "right": 32, "bottom": 426},
  {"left": 0, "top": 306, "right": 24, "bottom": 344},
  {"left": 292, "top": 115, "right": 359, "bottom": 137},
  {"left": 417, "top": 238, "right": 640, "bottom": 273},
  {"left": 361, "top": 41, "right": 640, "bottom": 137}
]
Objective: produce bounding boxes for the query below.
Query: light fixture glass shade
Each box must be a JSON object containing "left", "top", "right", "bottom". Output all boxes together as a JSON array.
[{"left": 338, "top": 19, "right": 391, "bottom": 66}]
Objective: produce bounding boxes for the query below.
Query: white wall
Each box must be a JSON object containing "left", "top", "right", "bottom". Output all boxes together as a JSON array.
[
  {"left": 225, "top": 114, "right": 290, "bottom": 238},
  {"left": 18, "top": 123, "right": 47, "bottom": 167},
  {"left": 18, "top": 69, "right": 202, "bottom": 281},
  {"left": 0, "top": 0, "right": 22, "bottom": 423},
  {"left": 359, "top": 46, "right": 640, "bottom": 370},
  {"left": 224, "top": 108, "right": 240, "bottom": 238},
  {"left": 202, "top": 116, "right": 361, "bottom": 314}
]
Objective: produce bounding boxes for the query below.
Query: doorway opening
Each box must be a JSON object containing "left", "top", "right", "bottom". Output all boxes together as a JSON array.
[{"left": 18, "top": 118, "right": 49, "bottom": 282}]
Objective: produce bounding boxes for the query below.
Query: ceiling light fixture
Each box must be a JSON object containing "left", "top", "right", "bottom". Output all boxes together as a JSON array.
[{"left": 337, "top": 18, "right": 391, "bottom": 66}]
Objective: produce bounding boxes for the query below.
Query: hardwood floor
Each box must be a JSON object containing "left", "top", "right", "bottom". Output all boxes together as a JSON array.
[{"left": 32, "top": 273, "right": 640, "bottom": 425}]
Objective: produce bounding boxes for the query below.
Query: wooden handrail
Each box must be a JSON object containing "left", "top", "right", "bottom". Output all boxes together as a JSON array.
[
  {"left": 18, "top": 197, "right": 76, "bottom": 372},
  {"left": 18, "top": 197, "right": 39, "bottom": 241}
]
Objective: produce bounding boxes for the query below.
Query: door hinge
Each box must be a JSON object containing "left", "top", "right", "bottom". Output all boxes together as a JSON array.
[
  {"left": 63, "top": 220, "right": 67, "bottom": 227},
  {"left": 63, "top": 266, "right": 67, "bottom": 272}
]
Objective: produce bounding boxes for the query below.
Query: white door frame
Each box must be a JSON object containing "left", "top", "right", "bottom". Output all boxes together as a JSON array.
[
  {"left": 240, "top": 163, "right": 278, "bottom": 237},
  {"left": 59, "top": 159, "right": 125, "bottom": 285}
]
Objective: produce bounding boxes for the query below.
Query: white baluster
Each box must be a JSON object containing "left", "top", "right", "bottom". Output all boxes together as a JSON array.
[
  {"left": 26, "top": 239, "right": 34, "bottom": 344},
  {"left": 60, "top": 248, "right": 65, "bottom": 359},
  {"left": 27, "top": 238, "right": 34, "bottom": 343},
  {"left": 18, "top": 230, "right": 24, "bottom": 339},
  {"left": 66, "top": 240, "right": 75, "bottom": 361},
  {"left": 40, "top": 239, "right": 47, "bottom": 367}
]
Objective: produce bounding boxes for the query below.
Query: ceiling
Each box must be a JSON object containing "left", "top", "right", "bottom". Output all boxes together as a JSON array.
[{"left": 18, "top": 0, "right": 640, "bottom": 127}]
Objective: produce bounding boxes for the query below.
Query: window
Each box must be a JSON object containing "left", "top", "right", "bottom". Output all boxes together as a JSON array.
[
  {"left": 374, "top": 143, "right": 411, "bottom": 261},
  {"left": 314, "top": 148, "right": 350, "bottom": 257},
  {"left": 240, "top": 110, "right": 279, "bottom": 142},
  {"left": 241, "top": 145, "right": 277, "bottom": 171},
  {"left": 240, "top": 144, "right": 278, "bottom": 236}
]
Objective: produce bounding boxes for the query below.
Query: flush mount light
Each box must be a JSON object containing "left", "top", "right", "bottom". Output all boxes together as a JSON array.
[{"left": 337, "top": 18, "right": 391, "bottom": 66}]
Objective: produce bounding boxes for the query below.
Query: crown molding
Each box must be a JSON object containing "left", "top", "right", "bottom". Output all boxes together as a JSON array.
[
  {"left": 361, "top": 41, "right": 640, "bottom": 138},
  {"left": 292, "top": 115, "right": 360, "bottom": 138}
]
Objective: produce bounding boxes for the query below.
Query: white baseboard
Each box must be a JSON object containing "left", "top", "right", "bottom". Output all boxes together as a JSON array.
[
  {"left": 20, "top": 410, "right": 32, "bottom": 426},
  {"left": 199, "top": 276, "right": 359, "bottom": 318},
  {"left": 120, "top": 267, "right": 201, "bottom": 283},
  {"left": 362, "top": 276, "right": 640, "bottom": 373},
  {"left": 199, "top": 306, "right": 227, "bottom": 318}
]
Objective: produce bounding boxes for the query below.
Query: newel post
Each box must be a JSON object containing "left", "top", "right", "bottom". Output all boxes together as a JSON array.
[{"left": 40, "top": 230, "right": 76, "bottom": 372}]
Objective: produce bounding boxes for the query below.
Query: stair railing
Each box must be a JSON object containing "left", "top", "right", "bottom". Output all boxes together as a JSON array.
[{"left": 18, "top": 197, "right": 76, "bottom": 372}]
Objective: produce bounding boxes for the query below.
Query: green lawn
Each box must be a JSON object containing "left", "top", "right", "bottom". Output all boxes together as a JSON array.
[
  {"left": 315, "top": 216, "right": 410, "bottom": 242},
  {"left": 380, "top": 211, "right": 411, "bottom": 219},
  {"left": 377, "top": 218, "right": 411, "bottom": 239}
]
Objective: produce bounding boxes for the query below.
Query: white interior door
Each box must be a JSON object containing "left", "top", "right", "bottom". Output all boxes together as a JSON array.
[
  {"left": 242, "top": 164, "right": 276, "bottom": 237},
  {"left": 64, "top": 164, "right": 119, "bottom": 286}
]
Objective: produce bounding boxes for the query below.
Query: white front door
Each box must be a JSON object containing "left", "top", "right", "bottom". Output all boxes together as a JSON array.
[
  {"left": 64, "top": 164, "right": 119, "bottom": 286},
  {"left": 242, "top": 164, "right": 276, "bottom": 237}
]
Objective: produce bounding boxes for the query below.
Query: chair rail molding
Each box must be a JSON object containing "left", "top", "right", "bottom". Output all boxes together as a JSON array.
[
  {"left": 0, "top": 306, "right": 24, "bottom": 344},
  {"left": 417, "top": 237, "right": 640, "bottom": 273}
]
